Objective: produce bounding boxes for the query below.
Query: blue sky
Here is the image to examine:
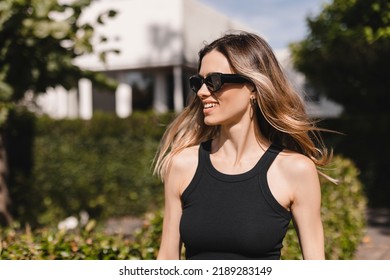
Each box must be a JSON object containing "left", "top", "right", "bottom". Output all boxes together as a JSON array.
[{"left": 199, "top": 0, "right": 330, "bottom": 50}]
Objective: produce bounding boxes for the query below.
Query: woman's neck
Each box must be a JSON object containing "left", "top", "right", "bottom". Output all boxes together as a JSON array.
[{"left": 212, "top": 120, "right": 268, "bottom": 165}]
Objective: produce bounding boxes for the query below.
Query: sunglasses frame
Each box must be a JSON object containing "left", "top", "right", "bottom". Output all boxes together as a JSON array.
[{"left": 189, "top": 72, "right": 252, "bottom": 93}]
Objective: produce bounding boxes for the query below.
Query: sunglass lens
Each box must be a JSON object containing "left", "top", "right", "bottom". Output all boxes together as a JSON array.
[
  {"left": 190, "top": 76, "right": 203, "bottom": 93},
  {"left": 206, "top": 74, "right": 222, "bottom": 92}
]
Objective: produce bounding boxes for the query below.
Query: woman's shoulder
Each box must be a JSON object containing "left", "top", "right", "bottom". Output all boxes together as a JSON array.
[
  {"left": 271, "top": 149, "right": 320, "bottom": 204},
  {"left": 277, "top": 149, "right": 317, "bottom": 175},
  {"left": 171, "top": 145, "right": 200, "bottom": 170},
  {"left": 165, "top": 145, "right": 200, "bottom": 194},
  {"left": 273, "top": 149, "right": 319, "bottom": 189}
]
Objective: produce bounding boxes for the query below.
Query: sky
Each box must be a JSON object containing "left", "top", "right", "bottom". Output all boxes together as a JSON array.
[{"left": 198, "top": 0, "right": 330, "bottom": 50}]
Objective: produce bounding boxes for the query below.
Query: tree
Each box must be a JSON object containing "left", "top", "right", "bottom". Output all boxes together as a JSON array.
[
  {"left": 291, "top": 0, "right": 390, "bottom": 206},
  {"left": 291, "top": 0, "right": 390, "bottom": 114},
  {"left": 0, "top": 0, "right": 117, "bottom": 225}
]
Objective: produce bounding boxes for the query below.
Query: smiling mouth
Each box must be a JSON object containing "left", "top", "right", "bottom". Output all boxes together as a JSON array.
[{"left": 204, "top": 103, "right": 218, "bottom": 109}]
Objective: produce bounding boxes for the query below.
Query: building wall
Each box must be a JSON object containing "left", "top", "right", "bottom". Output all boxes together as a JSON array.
[{"left": 74, "top": 0, "right": 184, "bottom": 71}]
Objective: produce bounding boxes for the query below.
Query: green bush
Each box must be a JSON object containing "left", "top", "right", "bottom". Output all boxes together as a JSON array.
[
  {"left": 8, "top": 110, "right": 173, "bottom": 227},
  {"left": 0, "top": 211, "right": 167, "bottom": 260},
  {"left": 0, "top": 221, "right": 142, "bottom": 260},
  {"left": 131, "top": 210, "right": 163, "bottom": 260}
]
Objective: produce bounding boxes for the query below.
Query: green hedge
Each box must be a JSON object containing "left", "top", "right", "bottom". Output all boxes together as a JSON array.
[
  {"left": 0, "top": 220, "right": 147, "bottom": 260},
  {"left": 0, "top": 211, "right": 165, "bottom": 260},
  {"left": 7, "top": 110, "right": 173, "bottom": 227}
]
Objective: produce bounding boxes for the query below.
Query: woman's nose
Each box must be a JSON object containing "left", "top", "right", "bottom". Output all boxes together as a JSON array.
[{"left": 196, "top": 84, "right": 211, "bottom": 99}]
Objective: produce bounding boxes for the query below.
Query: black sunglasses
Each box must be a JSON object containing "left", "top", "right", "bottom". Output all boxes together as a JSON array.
[{"left": 189, "top": 72, "right": 251, "bottom": 93}]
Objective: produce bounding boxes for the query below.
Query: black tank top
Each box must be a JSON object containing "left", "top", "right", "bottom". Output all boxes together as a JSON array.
[{"left": 179, "top": 140, "right": 292, "bottom": 260}]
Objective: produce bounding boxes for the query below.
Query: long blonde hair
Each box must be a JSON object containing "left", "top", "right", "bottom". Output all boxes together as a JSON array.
[{"left": 154, "top": 31, "right": 333, "bottom": 181}]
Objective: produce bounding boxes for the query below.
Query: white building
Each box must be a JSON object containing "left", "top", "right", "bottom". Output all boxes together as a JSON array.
[{"left": 35, "top": 0, "right": 342, "bottom": 119}]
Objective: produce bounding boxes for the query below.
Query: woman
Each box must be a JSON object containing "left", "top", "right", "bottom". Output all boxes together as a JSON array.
[{"left": 154, "top": 31, "right": 332, "bottom": 260}]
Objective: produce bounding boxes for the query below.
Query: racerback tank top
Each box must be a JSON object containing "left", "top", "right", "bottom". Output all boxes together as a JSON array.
[{"left": 179, "top": 140, "right": 292, "bottom": 260}]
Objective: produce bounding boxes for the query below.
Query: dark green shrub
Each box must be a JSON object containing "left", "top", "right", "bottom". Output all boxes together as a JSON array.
[
  {"left": 131, "top": 210, "right": 163, "bottom": 260},
  {"left": 5, "top": 109, "right": 36, "bottom": 224},
  {"left": 8, "top": 110, "right": 173, "bottom": 227},
  {"left": 0, "top": 221, "right": 140, "bottom": 260},
  {"left": 0, "top": 211, "right": 163, "bottom": 260}
]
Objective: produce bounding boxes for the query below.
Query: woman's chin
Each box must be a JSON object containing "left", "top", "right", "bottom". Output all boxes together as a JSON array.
[{"left": 204, "top": 117, "right": 221, "bottom": 126}]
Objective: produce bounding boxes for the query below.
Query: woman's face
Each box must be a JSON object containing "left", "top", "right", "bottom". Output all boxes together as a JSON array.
[{"left": 197, "top": 50, "right": 253, "bottom": 127}]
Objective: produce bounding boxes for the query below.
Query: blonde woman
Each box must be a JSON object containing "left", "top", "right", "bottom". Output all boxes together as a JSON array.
[{"left": 154, "top": 32, "right": 332, "bottom": 260}]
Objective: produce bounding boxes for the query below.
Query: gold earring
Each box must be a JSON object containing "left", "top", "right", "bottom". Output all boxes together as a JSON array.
[{"left": 250, "top": 96, "right": 257, "bottom": 106}]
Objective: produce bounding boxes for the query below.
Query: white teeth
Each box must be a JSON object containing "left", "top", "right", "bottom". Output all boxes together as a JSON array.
[{"left": 204, "top": 103, "right": 217, "bottom": 109}]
